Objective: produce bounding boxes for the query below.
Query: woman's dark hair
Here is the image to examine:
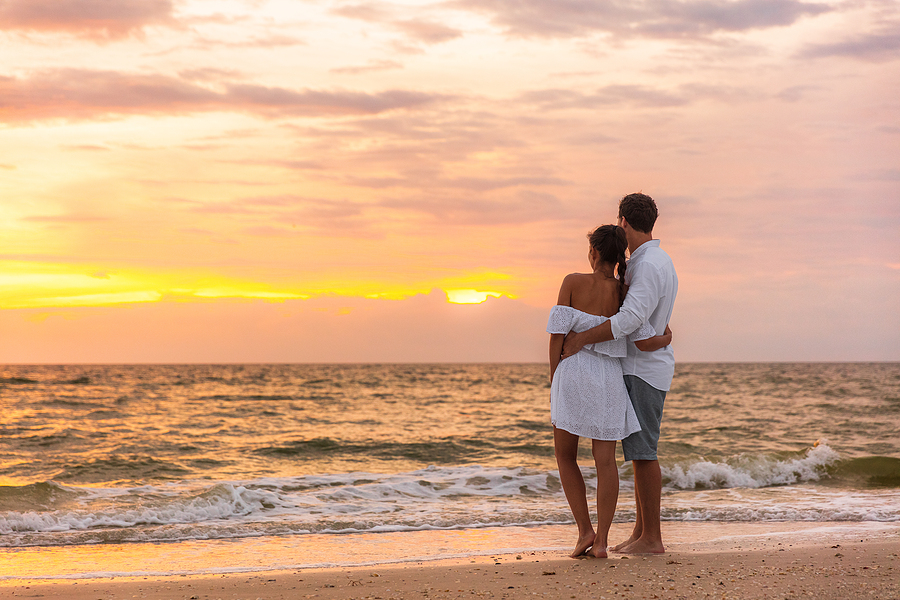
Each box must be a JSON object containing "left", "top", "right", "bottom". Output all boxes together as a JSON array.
[
  {"left": 618, "top": 192, "right": 658, "bottom": 233},
  {"left": 588, "top": 224, "right": 628, "bottom": 306}
]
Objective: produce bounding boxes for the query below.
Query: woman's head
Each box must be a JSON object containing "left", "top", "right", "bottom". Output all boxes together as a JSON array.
[{"left": 588, "top": 224, "right": 628, "bottom": 305}]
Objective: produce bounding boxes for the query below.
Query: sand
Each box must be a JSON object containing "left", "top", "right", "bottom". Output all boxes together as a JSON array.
[{"left": 4, "top": 537, "right": 898, "bottom": 600}]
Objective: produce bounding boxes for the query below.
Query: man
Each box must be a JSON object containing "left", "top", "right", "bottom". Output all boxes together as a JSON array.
[{"left": 560, "top": 192, "right": 678, "bottom": 554}]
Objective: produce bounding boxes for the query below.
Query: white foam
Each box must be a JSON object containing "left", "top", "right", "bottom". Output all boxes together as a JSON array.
[
  {"left": 2, "top": 452, "right": 898, "bottom": 549},
  {"left": 663, "top": 443, "right": 840, "bottom": 490}
]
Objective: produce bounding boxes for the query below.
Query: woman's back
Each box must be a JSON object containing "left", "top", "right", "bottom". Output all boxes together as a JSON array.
[{"left": 560, "top": 273, "right": 621, "bottom": 318}]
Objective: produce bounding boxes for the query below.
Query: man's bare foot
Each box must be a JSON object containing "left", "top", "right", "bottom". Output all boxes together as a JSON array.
[
  {"left": 610, "top": 534, "right": 639, "bottom": 552},
  {"left": 586, "top": 545, "right": 608, "bottom": 558},
  {"left": 617, "top": 537, "right": 665, "bottom": 555},
  {"left": 570, "top": 532, "right": 595, "bottom": 558}
]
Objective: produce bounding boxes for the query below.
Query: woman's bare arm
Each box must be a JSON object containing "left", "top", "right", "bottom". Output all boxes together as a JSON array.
[
  {"left": 549, "top": 275, "right": 577, "bottom": 383},
  {"left": 549, "top": 333, "right": 565, "bottom": 384}
]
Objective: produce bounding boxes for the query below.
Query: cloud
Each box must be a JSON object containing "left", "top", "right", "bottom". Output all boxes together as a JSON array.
[
  {"left": 0, "top": 0, "right": 175, "bottom": 39},
  {"left": 187, "top": 33, "right": 306, "bottom": 50},
  {"left": 333, "top": 3, "right": 463, "bottom": 44},
  {"left": 520, "top": 85, "right": 688, "bottom": 109},
  {"left": 452, "top": 0, "right": 830, "bottom": 39},
  {"left": 393, "top": 19, "right": 463, "bottom": 43},
  {"left": 343, "top": 174, "right": 568, "bottom": 192},
  {"left": 177, "top": 67, "right": 244, "bottom": 82},
  {"left": 0, "top": 69, "right": 446, "bottom": 124},
  {"left": 181, "top": 195, "right": 376, "bottom": 235},
  {"left": 331, "top": 60, "right": 404, "bottom": 75},
  {"left": 0, "top": 292, "right": 550, "bottom": 363},
  {"left": 22, "top": 214, "right": 109, "bottom": 223},
  {"left": 380, "top": 189, "right": 571, "bottom": 225},
  {"left": 799, "top": 26, "right": 900, "bottom": 61},
  {"left": 62, "top": 144, "right": 111, "bottom": 151}
]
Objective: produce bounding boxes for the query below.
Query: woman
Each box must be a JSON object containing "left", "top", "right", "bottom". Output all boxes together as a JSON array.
[{"left": 547, "top": 224, "right": 672, "bottom": 558}]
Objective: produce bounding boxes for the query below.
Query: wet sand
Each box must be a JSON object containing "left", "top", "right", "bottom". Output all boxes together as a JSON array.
[{"left": 5, "top": 536, "right": 898, "bottom": 600}]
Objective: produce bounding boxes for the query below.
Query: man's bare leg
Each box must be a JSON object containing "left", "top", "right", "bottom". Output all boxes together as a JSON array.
[
  {"left": 611, "top": 463, "right": 643, "bottom": 551},
  {"left": 586, "top": 440, "right": 618, "bottom": 558},
  {"left": 553, "top": 427, "right": 595, "bottom": 557},
  {"left": 618, "top": 459, "right": 665, "bottom": 554}
]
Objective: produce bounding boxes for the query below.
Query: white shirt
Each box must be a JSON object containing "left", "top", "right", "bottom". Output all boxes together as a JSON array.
[{"left": 608, "top": 240, "right": 678, "bottom": 391}]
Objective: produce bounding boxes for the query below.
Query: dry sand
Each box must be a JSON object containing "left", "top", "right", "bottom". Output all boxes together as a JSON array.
[{"left": 4, "top": 538, "right": 898, "bottom": 600}]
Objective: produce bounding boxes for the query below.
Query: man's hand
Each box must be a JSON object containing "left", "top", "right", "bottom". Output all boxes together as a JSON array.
[{"left": 560, "top": 331, "right": 586, "bottom": 360}]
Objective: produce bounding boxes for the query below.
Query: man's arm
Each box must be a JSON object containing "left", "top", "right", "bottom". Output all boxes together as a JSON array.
[
  {"left": 561, "top": 262, "right": 660, "bottom": 359},
  {"left": 560, "top": 320, "right": 613, "bottom": 359}
]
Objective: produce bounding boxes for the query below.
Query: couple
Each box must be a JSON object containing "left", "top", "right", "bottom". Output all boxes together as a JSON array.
[{"left": 547, "top": 192, "right": 678, "bottom": 558}]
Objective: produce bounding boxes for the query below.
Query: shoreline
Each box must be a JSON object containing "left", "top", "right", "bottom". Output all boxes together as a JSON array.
[
  {"left": 2, "top": 521, "right": 898, "bottom": 598},
  {"left": 5, "top": 536, "right": 898, "bottom": 600}
]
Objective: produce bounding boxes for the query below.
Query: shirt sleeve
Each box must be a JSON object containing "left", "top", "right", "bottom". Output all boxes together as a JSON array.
[
  {"left": 609, "top": 261, "right": 661, "bottom": 340},
  {"left": 627, "top": 320, "right": 657, "bottom": 342}
]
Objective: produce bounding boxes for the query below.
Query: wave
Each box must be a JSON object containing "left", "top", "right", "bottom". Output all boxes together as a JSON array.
[
  {"left": 831, "top": 456, "right": 900, "bottom": 488},
  {"left": 0, "top": 377, "right": 39, "bottom": 385},
  {"left": 0, "top": 483, "right": 275, "bottom": 535},
  {"left": 661, "top": 444, "right": 900, "bottom": 491},
  {"left": 0, "top": 376, "right": 92, "bottom": 385},
  {"left": 661, "top": 442, "right": 840, "bottom": 490}
]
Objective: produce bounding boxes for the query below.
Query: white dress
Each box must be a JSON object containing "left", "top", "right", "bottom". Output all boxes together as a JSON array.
[{"left": 547, "top": 305, "right": 656, "bottom": 440}]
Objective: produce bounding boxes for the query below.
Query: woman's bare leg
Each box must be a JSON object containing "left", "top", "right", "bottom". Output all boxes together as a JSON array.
[
  {"left": 612, "top": 463, "right": 642, "bottom": 551},
  {"left": 553, "top": 426, "right": 594, "bottom": 557},
  {"left": 587, "top": 440, "right": 618, "bottom": 558}
]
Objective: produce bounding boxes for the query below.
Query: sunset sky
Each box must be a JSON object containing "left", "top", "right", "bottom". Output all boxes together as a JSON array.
[{"left": 1, "top": 0, "right": 898, "bottom": 363}]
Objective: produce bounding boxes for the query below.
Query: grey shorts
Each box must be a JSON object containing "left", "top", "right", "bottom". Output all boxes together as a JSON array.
[{"left": 621, "top": 375, "right": 666, "bottom": 462}]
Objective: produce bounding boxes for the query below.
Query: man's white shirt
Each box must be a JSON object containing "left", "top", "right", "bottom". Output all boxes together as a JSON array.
[{"left": 607, "top": 239, "right": 678, "bottom": 391}]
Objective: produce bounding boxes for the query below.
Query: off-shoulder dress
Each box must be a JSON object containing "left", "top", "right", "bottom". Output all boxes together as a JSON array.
[{"left": 547, "top": 305, "right": 656, "bottom": 440}]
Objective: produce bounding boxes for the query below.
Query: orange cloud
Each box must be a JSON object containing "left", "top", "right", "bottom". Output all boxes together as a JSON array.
[{"left": 0, "top": 292, "right": 549, "bottom": 363}]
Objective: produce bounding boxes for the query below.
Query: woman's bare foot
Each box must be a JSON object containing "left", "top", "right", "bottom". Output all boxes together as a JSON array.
[
  {"left": 586, "top": 544, "right": 608, "bottom": 558},
  {"left": 610, "top": 534, "right": 639, "bottom": 552},
  {"left": 616, "top": 537, "right": 665, "bottom": 555},
  {"left": 570, "top": 532, "right": 595, "bottom": 558}
]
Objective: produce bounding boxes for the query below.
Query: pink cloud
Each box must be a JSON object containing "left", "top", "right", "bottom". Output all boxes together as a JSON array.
[
  {"left": 799, "top": 25, "right": 900, "bottom": 62},
  {"left": 0, "top": 69, "right": 447, "bottom": 124},
  {"left": 452, "top": 0, "right": 831, "bottom": 39},
  {"left": 393, "top": 19, "right": 463, "bottom": 43},
  {"left": 332, "top": 3, "right": 462, "bottom": 44},
  {"left": 0, "top": 0, "right": 175, "bottom": 39}
]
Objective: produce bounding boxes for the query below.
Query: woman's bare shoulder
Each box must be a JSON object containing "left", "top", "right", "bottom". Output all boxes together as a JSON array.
[
  {"left": 557, "top": 273, "right": 593, "bottom": 306},
  {"left": 562, "top": 272, "right": 593, "bottom": 284}
]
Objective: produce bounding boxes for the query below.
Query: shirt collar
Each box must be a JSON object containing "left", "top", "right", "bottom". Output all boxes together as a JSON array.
[{"left": 629, "top": 239, "right": 659, "bottom": 259}]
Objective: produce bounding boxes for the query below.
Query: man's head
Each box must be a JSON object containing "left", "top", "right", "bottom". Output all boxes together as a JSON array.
[{"left": 617, "top": 193, "right": 658, "bottom": 234}]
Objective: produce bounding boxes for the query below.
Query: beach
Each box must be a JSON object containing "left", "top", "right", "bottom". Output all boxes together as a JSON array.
[{"left": 4, "top": 524, "right": 898, "bottom": 600}]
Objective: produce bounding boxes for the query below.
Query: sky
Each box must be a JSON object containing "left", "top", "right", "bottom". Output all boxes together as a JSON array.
[{"left": 1, "top": 0, "right": 898, "bottom": 363}]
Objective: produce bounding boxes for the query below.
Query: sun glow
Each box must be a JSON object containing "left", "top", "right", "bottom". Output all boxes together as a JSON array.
[
  {"left": 0, "top": 261, "right": 523, "bottom": 310},
  {"left": 445, "top": 289, "right": 504, "bottom": 304}
]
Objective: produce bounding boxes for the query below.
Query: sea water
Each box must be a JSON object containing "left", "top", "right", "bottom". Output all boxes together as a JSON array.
[{"left": 1, "top": 363, "right": 898, "bottom": 578}]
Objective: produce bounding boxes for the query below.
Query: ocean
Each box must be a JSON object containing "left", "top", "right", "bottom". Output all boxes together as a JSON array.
[{"left": 1, "top": 363, "right": 898, "bottom": 579}]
